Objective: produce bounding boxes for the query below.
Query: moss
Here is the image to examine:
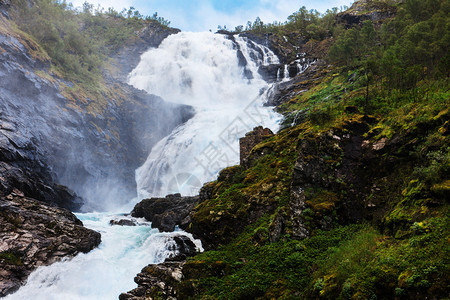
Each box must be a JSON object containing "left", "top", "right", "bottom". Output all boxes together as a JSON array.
[
  {"left": 431, "top": 180, "right": 450, "bottom": 198},
  {"left": 0, "top": 252, "right": 23, "bottom": 266}
]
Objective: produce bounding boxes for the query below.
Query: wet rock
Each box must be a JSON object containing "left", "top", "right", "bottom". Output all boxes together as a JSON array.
[
  {"left": 258, "top": 64, "right": 282, "bottom": 82},
  {"left": 119, "top": 235, "right": 198, "bottom": 300},
  {"left": 166, "top": 235, "right": 198, "bottom": 262},
  {"left": 119, "top": 261, "right": 184, "bottom": 300},
  {"left": 0, "top": 194, "right": 101, "bottom": 297},
  {"left": 131, "top": 194, "right": 199, "bottom": 232},
  {"left": 0, "top": 129, "right": 83, "bottom": 211},
  {"left": 0, "top": 0, "right": 9, "bottom": 18},
  {"left": 109, "top": 219, "right": 137, "bottom": 226},
  {"left": 265, "top": 59, "right": 328, "bottom": 108}
]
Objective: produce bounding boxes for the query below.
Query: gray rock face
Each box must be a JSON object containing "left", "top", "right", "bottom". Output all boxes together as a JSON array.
[
  {"left": 0, "top": 0, "right": 10, "bottom": 18},
  {"left": 131, "top": 194, "right": 199, "bottom": 232},
  {"left": 0, "top": 193, "right": 101, "bottom": 297},
  {"left": 0, "top": 19, "right": 192, "bottom": 211}
]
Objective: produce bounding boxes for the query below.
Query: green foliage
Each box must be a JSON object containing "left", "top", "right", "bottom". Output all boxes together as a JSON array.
[
  {"left": 330, "top": 0, "right": 449, "bottom": 98},
  {"left": 182, "top": 224, "right": 364, "bottom": 299},
  {"left": 414, "top": 148, "right": 450, "bottom": 185},
  {"left": 312, "top": 214, "right": 449, "bottom": 299},
  {"left": 12, "top": 0, "right": 171, "bottom": 98},
  {"left": 233, "top": 5, "right": 343, "bottom": 39}
]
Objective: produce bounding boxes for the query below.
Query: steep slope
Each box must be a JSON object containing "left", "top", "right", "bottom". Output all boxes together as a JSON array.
[
  {"left": 0, "top": 1, "right": 193, "bottom": 210},
  {"left": 0, "top": 1, "right": 192, "bottom": 297},
  {"left": 124, "top": 0, "right": 449, "bottom": 298}
]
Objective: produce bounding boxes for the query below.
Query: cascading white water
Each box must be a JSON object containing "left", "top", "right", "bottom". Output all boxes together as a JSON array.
[
  {"left": 284, "top": 64, "right": 290, "bottom": 80},
  {"left": 6, "top": 32, "right": 283, "bottom": 300},
  {"left": 5, "top": 213, "right": 202, "bottom": 300},
  {"left": 129, "top": 32, "right": 282, "bottom": 198}
]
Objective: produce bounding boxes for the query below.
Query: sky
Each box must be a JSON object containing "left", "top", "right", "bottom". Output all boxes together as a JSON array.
[{"left": 70, "top": 0, "right": 355, "bottom": 32}]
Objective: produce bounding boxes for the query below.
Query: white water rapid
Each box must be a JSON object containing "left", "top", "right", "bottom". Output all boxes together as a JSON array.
[
  {"left": 5, "top": 212, "right": 202, "bottom": 300},
  {"left": 6, "top": 32, "right": 283, "bottom": 299},
  {"left": 129, "top": 32, "right": 282, "bottom": 198}
]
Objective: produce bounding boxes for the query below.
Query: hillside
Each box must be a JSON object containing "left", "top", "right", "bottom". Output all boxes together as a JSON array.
[
  {"left": 0, "top": 0, "right": 448, "bottom": 298},
  {"left": 0, "top": 0, "right": 192, "bottom": 210},
  {"left": 122, "top": 0, "right": 449, "bottom": 299}
]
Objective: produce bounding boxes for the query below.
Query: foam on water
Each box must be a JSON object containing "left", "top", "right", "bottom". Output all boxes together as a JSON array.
[{"left": 5, "top": 213, "right": 201, "bottom": 300}]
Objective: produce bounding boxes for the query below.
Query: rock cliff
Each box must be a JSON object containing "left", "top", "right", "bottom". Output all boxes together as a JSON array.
[
  {"left": 0, "top": 2, "right": 191, "bottom": 297},
  {"left": 0, "top": 6, "right": 192, "bottom": 210},
  {"left": 0, "top": 193, "right": 101, "bottom": 297}
]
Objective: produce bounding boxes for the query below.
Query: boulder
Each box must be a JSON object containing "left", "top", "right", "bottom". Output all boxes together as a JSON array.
[
  {"left": 109, "top": 219, "right": 137, "bottom": 226},
  {"left": 131, "top": 194, "right": 199, "bottom": 232},
  {"left": 239, "top": 126, "right": 274, "bottom": 166}
]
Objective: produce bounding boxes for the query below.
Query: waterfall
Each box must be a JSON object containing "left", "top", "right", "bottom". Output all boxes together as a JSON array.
[
  {"left": 6, "top": 32, "right": 282, "bottom": 299},
  {"left": 284, "top": 64, "right": 290, "bottom": 80},
  {"left": 128, "top": 32, "right": 281, "bottom": 198}
]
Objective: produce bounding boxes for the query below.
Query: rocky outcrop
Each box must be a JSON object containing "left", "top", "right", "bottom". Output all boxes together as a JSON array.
[
  {"left": 0, "top": 14, "right": 193, "bottom": 211},
  {"left": 239, "top": 126, "right": 273, "bottom": 165},
  {"left": 110, "top": 22, "right": 180, "bottom": 82},
  {"left": 267, "top": 114, "right": 447, "bottom": 242},
  {"left": 0, "top": 193, "right": 101, "bottom": 297},
  {"left": 0, "top": 115, "right": 83, "bottom": 210},
  {"left": 119, "top": 235, "right": 197, "bottom": 300},
  {"left": 119, "top": 261, "right": 184, "bottom": 300},
  {"left": 131, "top": 194, "right": 199, "bottom": 232},
  {"left": 337, "top": 0, "right": 397, "bottom": 27},
  {"left": 266, "top": 59, "right": 329, "bottom": 109}
]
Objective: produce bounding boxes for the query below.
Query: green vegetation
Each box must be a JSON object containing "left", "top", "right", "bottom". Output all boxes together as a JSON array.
[
  {"left": 0, "top": 252, "right": 23, "bottom": 266},
  {"left": 181, "top": 1, "right": 449, "bottom": 298},
  {"left": 181, "top": 215, "right": 448, "bottom": 299},
  {"left": 2, "top": 0, "right": 447, "bottom": 298},
  {"left": 10, "top": 0, "right": 171, "bottom": 113},
  {"left": 233, "top": 5, "right": 344, "bottom": 40},
  {"left": 190, "top": 125, "right": 303, "bottom": 247}
]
